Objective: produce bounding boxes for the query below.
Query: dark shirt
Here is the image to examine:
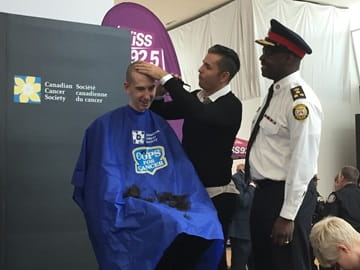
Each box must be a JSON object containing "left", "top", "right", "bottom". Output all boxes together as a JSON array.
[
  {"left": 324, "top": 183, "right": 360, "bottom": 232},
  {"left": 150, "top": 78, "right": 242, "bottom": 187},
  {"left": 312, "top": 191, "right": 325, "bottom": 224}
]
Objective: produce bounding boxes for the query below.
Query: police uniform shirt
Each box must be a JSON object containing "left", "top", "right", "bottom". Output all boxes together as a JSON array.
[{"left": 249, "top": 71, "right": 323, "bottom": 220}]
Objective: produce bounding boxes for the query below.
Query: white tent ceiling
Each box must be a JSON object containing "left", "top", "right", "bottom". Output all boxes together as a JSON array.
[{"left": 115, "top": 0, "right": 360, "bottom": 29}]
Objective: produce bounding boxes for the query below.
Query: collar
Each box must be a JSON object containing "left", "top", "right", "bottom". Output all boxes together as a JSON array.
[
  {"left": 273, "top": 71, "right": 301, "bottom": 92},
  {"left": 197, "top": 84, "right": 231, "bottom": 102},
  {"left": 343, "top": 182, "right": 357, "bottom": 188}
]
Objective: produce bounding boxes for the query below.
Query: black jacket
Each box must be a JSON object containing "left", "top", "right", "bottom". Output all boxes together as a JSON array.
[
  {"left": 324, "top": 183, "right": 360, "bottom": 232},
  {"left": 151, "top": 78, "right": 242, "bottom": 187}
]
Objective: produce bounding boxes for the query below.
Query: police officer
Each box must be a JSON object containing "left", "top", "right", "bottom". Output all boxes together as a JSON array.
[
  {"left": 324, "top": 166, "right": 360, "bottom": 232},
  {"left": 245, "top": 19, "right": 323, "bottom": 270}
]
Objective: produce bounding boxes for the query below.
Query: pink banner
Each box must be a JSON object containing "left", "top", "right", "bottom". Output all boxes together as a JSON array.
[
  {"left": 232, "top": 138, "right": 248, "bottom": 159},
  {"left": 102, "top": 3, "right": 183, "bottom": 139}
]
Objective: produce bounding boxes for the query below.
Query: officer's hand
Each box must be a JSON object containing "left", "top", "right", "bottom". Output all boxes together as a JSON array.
[
  {"left": 271, "top": 216, "right": 294, "bottom": 246},
  {"left": 134, "top": 61, "right": 168, "bottom": 80}
]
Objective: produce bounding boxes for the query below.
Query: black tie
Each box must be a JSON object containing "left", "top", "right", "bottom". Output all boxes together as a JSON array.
[{"left": 244, "top": 85, "right": 274, "bottom": 182}]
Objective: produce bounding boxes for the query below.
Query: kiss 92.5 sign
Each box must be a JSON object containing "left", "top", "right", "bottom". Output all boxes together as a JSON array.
[
  {"left": 102, "top": 2, "right": 180, "bottom": 75},
  {"left": 130, "top": 29, "right": 164, "bottom": 68},
  {"left": 102, "top": 2, "right": 183, "bottom": 139}
]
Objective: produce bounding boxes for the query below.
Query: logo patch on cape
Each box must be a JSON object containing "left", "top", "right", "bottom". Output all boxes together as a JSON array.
[
  {"left": 290, "top": 86, "right": 306, "bottom": 101},
  {"left": 293, "top": 104, "right": 309, "bottom": 120},
  {"left": 132, "top": 130, "right": 160, "bottom": 144},
  {"left": 132, "top": 130, "right": 145, "bottom": 144},
  {"left": 133, "top": 146, "right": 168, "bottom": 175}
]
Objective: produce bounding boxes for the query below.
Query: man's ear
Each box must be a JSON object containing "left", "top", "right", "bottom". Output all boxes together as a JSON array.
[
  {"left": 124, "top": 82, "right": 130, "bottom": 93},
  {"left": 338, "top": 244, "right": 350, "bottom": 253},
  {"left": 220, "top": 71, "right": 230, "bottom": 84},
  {"left": 338, "top": 175, "right": 346, "bottom": 187},
  {"left": 284, "top": 52, "right": 301, "bottom": 65}
]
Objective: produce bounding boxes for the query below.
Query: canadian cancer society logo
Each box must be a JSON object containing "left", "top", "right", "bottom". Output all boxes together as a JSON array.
[{"left": 13, "top": 75, "right": 41, "bottom": 104}]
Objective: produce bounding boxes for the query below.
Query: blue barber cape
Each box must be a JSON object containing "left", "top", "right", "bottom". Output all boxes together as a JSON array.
[{"left": 71, "top": 105, "right": 223, "bottom": 270}]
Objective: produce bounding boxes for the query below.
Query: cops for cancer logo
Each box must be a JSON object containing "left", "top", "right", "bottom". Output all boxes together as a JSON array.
[{"left": 132, "top": 146, "right": 167, "bottom": 175}]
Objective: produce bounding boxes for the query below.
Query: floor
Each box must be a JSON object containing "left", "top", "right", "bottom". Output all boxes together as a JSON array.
[{"left": 225, "top": 247, "right": 319, "bottom": 269}]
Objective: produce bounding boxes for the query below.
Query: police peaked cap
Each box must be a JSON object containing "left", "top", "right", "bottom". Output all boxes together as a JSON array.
[{"left": 255, "top": 19, "right": 312, "bottom": 58}]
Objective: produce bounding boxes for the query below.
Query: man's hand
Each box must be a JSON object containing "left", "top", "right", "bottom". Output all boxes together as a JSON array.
[
  {"left": 134, "top": 61, "right": 168, "bottom": 80},
  {"left": 155, "top": 83, "right": 167, "bottom": 97},
  {"left": 271, "top": 216, "right": 294, "bottom": 246}
]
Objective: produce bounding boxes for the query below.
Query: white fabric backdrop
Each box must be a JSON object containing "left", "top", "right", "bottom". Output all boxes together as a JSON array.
[
  {"left": 169, "top": 0, "right": 360, "bottom": 197},
  {"left": 170, "top": 0, "right": 352, "bottom": 101},
  {"left": 169, "top": 0, "right": 260, "bottom": 99}
]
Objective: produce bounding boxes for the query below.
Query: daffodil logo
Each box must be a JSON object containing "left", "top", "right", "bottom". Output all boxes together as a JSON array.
[{"left": 14, "top": 75, "right": 41, "bottom": 104}]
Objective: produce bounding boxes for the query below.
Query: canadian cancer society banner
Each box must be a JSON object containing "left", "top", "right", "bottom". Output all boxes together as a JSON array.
[
  {"left": 102, "top": 2, "right": 183, "bottom": 139},
  {"left": 0, "top": 12, "right": 130, "bottom": 270}
]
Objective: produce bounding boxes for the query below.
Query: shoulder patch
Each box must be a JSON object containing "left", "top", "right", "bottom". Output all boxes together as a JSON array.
[
  {"left": 290, "top": 86, "right": 306, "bottom": 101},
  {"left": 327, "top": 193, "right": 336, "bottom": 203},
  {"left": 293, "top": 104, "right": 309, "bottom": 120}
]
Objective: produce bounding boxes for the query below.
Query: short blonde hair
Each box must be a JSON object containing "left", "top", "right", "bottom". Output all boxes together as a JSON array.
[
  {"left": 125, "top": 61, "right": 153, "bottom": 84},
  {"left": 310, "top": 216, "right": 359, "bottom": 267}
]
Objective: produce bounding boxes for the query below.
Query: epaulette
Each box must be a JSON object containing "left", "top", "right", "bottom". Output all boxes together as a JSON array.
[{"left": 290, "top": 86, "right": 306, "bottom": 101}]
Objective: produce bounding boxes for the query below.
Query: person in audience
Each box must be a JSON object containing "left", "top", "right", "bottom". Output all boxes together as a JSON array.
[
  {"left": 310, "top": 216, "right": 360, "bottom": 270},
  {"left": 228, "top": 163, "right": 256, "bottom": 270},
  {"left": 246, "top": 19, "right": 323, "bottom": 270},
  {"left": 323, "top": 166, "right": 360, "bottom": 232},
  {"left": 135, "top": 44, "right": 242, "bottom": 270},
  {"left": 71, "top": 62, "right": 224, "bottom": 270}
]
